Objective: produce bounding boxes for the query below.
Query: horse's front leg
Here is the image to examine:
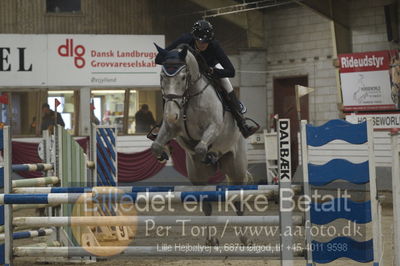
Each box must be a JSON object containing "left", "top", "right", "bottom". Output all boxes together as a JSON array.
[
  {"left": 194, "top": 123, "right": 219, "bottom": 161},
  {"left": 151, "top": 124, "right": 176, "bottom": 160}
]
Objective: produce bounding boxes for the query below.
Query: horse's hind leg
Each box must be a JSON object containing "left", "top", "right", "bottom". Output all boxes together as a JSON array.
[{"left": 186, "top": 154, "right": 220, "bottom": 246}]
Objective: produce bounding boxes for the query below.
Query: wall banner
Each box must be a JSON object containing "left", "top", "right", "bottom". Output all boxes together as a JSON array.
[
  {"left": 339, "top": 50, "right": 400, "bottom": 111},
  {"left": 0, "top": 34, "right": 165, "bottom": 87},
  {"left": 345, "top": 113, "right": 400, "bottom": 129}
]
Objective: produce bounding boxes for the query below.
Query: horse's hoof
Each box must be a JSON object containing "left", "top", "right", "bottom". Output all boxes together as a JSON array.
[
  {"left": 205, "top": 237, "right": 219, "bottom": 246},
  {"left": 195, "top": 142, "right": 208, "bottom": 157},
  {"left": 151, "top": 142, "right": 164, "bottom": 155},
  {"left": 157, "top": 151, "right": 169, "bottom": 161},
  {"left": 202, "top": 152, "right": 218, "bottom": 165}
]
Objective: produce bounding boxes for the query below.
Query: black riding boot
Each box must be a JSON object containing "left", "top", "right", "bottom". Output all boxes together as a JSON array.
[{"left": 227, "top": 91, "right": 259, "bottom": 138}]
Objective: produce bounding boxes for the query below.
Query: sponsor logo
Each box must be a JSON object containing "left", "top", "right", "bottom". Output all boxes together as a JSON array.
[{"left": 57, "top": 39, "right": 86, "bottom": 68}]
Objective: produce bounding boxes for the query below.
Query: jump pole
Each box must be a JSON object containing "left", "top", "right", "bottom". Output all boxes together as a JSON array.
[
  {"left": 13, "top": 184, "right": 302, "bottom": 195},
  {"left": 12, "top": 215, "right": 304, "bottom": 227},
  {"left": 12, "top": 176, "right": 59, "bottom": 188},
  {"left": 11, "top": 163, "right": 53, "bottom": 172},
  {"left": 0, "top": 190, "right": 275, "bottom": 204},
  {"left": 0, "top": 228, "right": 53, "bottom": 241}
]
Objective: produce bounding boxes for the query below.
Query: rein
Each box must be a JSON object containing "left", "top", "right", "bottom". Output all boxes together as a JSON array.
[
  {"left": 161, "top": 63, "right": 210, "bottom": 141},
  {"left": 182, "top": 80, "right": 210, "bottom": 141}
]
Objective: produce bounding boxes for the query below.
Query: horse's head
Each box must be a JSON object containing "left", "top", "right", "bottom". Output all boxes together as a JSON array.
[{"left": 155, "top": 44, "right": 200, "bottom": 125}]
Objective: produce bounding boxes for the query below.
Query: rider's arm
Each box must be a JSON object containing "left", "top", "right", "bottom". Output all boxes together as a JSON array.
[
  {"left": 211, "top": 41, "right": 235, "bottom": 78},
  {"left": 155, "top": 33, "right": 193, "bottom": 65}
]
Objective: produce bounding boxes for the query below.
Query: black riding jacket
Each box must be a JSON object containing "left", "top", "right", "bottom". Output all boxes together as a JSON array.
[{"left": 155, "top": 33, "right": 235, "bottom": 79}]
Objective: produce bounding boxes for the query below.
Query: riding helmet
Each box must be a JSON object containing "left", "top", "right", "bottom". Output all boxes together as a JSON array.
[{"left": 191, "top": 20, "right": 215, "bottom": 43}]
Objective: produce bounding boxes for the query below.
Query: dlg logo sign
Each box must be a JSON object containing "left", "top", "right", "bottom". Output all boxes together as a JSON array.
[{"left": 57, "top": 39, "right": 86, "bottom": 68}]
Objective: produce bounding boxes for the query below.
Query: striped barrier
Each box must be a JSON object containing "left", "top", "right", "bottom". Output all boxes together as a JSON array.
[
  {"left": 11, "top": 163, "right": 53, "bottom": 172},
  {"left": 0, "top": 164, "right": 54, "bottom": 185},
  {"left": 12, "top": 184, "right": 302, "bottom": 194},
  {"left": 0, "top": 228, "right": 53, "bottom": 241},
  {"left": 93, "top": 126, "right": 117, "bottom": 186},
  {"left": 0, "top": 190, "right": 274, "bottom": 204}
]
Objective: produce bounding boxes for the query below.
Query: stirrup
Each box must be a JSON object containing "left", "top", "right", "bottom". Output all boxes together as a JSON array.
[{"left": 239, "top": 117, "right": 260, "bottom": 138}]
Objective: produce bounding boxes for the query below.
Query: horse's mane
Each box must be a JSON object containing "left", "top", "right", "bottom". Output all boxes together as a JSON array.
[
  {"left": 177, "top": 44, "right": 209, "bottom": 75},
  {"left": 177, "top": 44, "right": 227, "bottom": 104}
]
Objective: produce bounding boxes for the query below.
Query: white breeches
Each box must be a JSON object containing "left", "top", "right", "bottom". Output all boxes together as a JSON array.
[{"left": 215, "top": 63, "right": 234, "bottom": 93}]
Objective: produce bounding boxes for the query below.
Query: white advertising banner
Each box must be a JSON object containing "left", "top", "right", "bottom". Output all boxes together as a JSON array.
[
  {"left": 0, "top": 34, "right": 164, "bottom": 87},
  {"left": 340, "top": 71, "right": 392, "bottom": 108},
  {"left": 339, "top": 50, "right": 399, "bottom": 111},
  {"left": 0, "top": 35, "right": 47, "bottom": 86},
  {"left": 346, "top": 113, "right": 400, "bottom": 129}
]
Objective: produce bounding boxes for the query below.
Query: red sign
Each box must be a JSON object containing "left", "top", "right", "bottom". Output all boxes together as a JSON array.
[{"left": 339, "top": 50, "right": 391, "bottom": 73}]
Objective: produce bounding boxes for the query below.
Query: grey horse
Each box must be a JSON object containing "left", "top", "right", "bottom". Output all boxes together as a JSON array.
[
  {"left": 151, "top": 45, "right": 253, "bottom": 245},
  {"left": 151, "top": 44, "right": 251, "bottom": 186}
]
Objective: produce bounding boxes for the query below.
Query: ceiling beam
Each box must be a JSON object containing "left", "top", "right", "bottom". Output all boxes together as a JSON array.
[
  {"left": 188, "top": 0, "right": 249, "bottom": 29},
  {"left": 292, "top": 0, "right": 349, "bottom": 28},
  {"left": 201, "top": 0, "right": 293, "bottom": 18}
]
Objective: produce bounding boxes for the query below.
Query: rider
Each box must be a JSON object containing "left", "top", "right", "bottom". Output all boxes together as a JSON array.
[{"left": 152, "top": 19, "right": 259, "bottom": 139}]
